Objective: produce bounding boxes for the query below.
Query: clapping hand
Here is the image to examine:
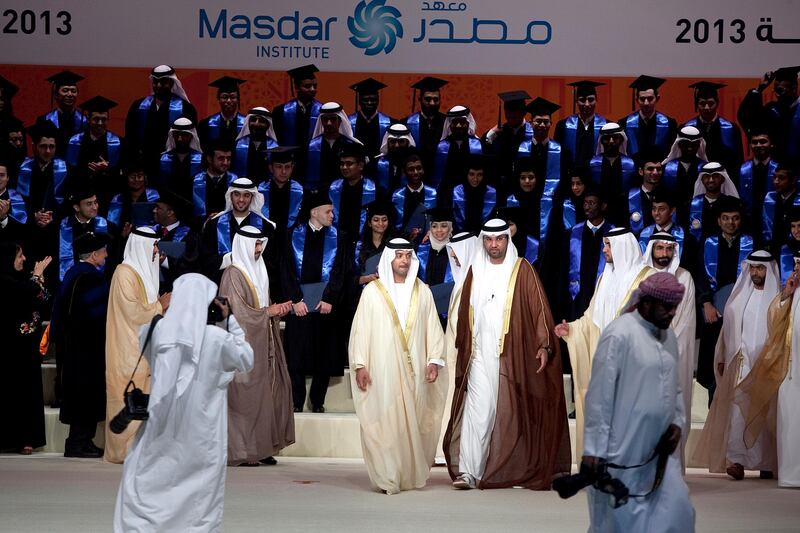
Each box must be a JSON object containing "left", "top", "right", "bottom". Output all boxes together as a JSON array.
[{"left": 32, "top": 256, "right": 52, "bottom": 279}]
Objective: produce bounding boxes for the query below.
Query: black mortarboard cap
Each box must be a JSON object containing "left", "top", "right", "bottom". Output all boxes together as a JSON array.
[
  {"left": 28, "top": 120, "right": 59, "bottom": 143},
  {"left": 494, "top": 205, "right": 526, "bottom": 224},
  {"left": 349, "top": 77, "right": 387, "bottom": 95},
  {"left": 208, "top": 76, "right": 246, "bottom": 93},
  {"left": 412, "top": 76, "right": 448, "bottom": 92},
  {"left": 526, "top": 97, "right": 561, "bottom": 117},
  {"left": 339, "top": 142, "right": 367, "bottom": 161},
  {"left": 69, "top": 188, "right": 96, "bottom": 204},
  {"left": 497, "top": 90, "right": 530, "bottom": 125},
  {"left": 410, "top": 76, "right": 448, "bottom": 114},
  {"left": 568, "top": 80, "right": 605, "bottom": 98},
  {"left": 46, "top": 70, "right": 84, "bottom": 88},
  {"left": 629, "top": 75, "right": 666, "bottom": 92},
  {"left": 424, "top": 206, "right": 454, "bottom": 222},
  {"left": 365, "top": 199, "right": 396, "bottom": 219},
  {"left": 649, "top": 187, "right": 677, "bottom": 208},
  {"left": 73, "top": 232, "right": 110, "bottom": 255},
  {"left": 80, "top": 95, "right": 118, "bottom": 114},
  {"left": 582, "top": 181, "right": 605, "bottom": 202},
  {"left": 0, "top": 75, "right": 19, "bottom": 99},
  {"left": 634, "top": 147, "right": 667, "bottom": 168},
  {"left": 788, "top": 206, "right": 800, "bottom": 222},
  {"left": 304, "top": 189, "right": 333, "bottom": 211},
  {"left": 288, "top": 64, "right": 319, "bottom": 82},
  {"left": 630, "top": 75, "right": 666, "bottom": 111},
  {"left": 515, "top": 157, "right": 536, "bottom": 175},
  {"left": 713, "top": 195, "right": 743, "bottom": 215},
  {"left": 689, "top": 80, "right": 726, "bottom": 102},
  {"left": 774, "top": 66, "right": 800, "bottom": 82},
  {"left": 155, "top": 189, "right": 192, "bottom": 220},
  {"left": 467, "top": 153, "right": 487, "bottom": 170},
  {"left": 268, "top": 146, "right": 298, "bottom": 164}
]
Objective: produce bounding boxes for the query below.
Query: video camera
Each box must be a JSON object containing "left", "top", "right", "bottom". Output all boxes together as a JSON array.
[{"left": 207, "top": 296, "right": 228, "bottom": 324}]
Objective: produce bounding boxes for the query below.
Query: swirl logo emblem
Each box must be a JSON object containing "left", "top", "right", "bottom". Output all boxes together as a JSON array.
[{"left": 348, "top": 0, "right": 403, "bottom": 56}]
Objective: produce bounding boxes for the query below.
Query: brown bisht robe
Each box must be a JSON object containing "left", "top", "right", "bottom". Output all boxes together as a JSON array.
[
  {"left": 221, "top": 266, "right": 295, "bottom": 464},
  {"left": 444, "top": 259, "right": 571, "bottom": 489}
]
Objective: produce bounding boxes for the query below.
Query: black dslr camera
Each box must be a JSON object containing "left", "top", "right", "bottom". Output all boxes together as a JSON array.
[
  {"left": 553, "top": 460, "right": 630, "bottom": 508},
  {"left": 207, "top": 296, "right": 228, "bottom": 324},
  {"left": 109, "top": 384, "right": 150, "bottom": 434}
]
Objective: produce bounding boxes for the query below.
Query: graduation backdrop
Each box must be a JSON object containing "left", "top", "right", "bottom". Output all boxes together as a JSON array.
[{"left": 1, "top": 0, "right": 799, "bottom": 146}]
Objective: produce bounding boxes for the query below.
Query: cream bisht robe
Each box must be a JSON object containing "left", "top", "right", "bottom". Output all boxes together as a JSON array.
[{"left": 349, "top": 278, "right": 447, "bottom": 494}]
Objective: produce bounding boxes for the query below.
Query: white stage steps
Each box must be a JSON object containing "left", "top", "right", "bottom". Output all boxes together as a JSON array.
[{"left": 38, "top": 363, "right": 712, "bottom": 466}]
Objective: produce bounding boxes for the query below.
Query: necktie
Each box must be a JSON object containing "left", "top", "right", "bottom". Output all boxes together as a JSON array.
[{"left": 161, "top": 226, "right": 170, "bottom": 238}]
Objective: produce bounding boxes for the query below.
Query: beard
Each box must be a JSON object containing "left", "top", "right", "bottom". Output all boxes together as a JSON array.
[{"left": 654, "top": 256, "right": 672, "bottom": 268}]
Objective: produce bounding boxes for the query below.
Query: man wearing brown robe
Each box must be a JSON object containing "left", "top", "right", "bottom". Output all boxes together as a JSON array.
[
  {"left": 220, "top": 225, "right": 294, "bottom": 466},
  {"left": 444, "top": 218, "right": 570, "bottom": 489}
]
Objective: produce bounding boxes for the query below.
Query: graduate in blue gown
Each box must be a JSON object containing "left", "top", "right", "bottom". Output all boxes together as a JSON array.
[
  {"left": 197, "top": 76, "right": 246, "bottom": 152},
  {"left": 684, "top": 81, "right": 743, "bottom": 180},
  {"left": 37, "top": 70, "right": 87, "bottom": 159},
  {"left": 555, "top": 80, "right": 608, "bottom": 169},
  {"left": 619, "top": 75, "right": 678, "bottom": 158}
]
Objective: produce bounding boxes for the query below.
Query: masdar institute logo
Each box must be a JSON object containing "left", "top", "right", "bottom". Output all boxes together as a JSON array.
[{"left": 348, "top": 0, "right": 403, "bottom": 56}]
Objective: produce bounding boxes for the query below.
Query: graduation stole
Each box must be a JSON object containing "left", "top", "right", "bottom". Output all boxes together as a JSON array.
[
  {"left": 160, "top": 150, "right": 202, "bottom": 186},
  {"left": 59, "top": 216, "right": 108, "bottom": 281},
  {"left": 625, "top": 112, "right": 670, "bottom": 155},
  {"left": 16, "top": 157, "right": 68, "bottom": 207},
  {"left": 291, "top": 224, "right": 338, "bottom": 282},
  {"left": 167, "top": 224, "right": 191, "bottom": 242},
  {"left": 568, "top": 222, "right": 612, "bottom": 300},
  {"left": 192, "top": 171, "right": 239, "bottom": 217},
  {"left": 416, "top": 242, "right": 454, "bottom": 283},
  {"left": 373, "top": 278, "right": 421, "bottom": 378},
  {"left": 281, "top": 99, "right": 321, "bottom": 145},
  {"left": 232, "top": 136, "right": 278, "bottom": 177},
  {"left": 638, "top": 224, "right": 684, "bottom": 256},
  {"left": 739, "top": 159, "right": 777, "bottom": 210},
  {"left": 206, "top": 112, "right": 245, "bottom": 142},
  {"left": 769, "top": 102, "right": 800, "bottom": 161},
  {"left": 406, "top": 113, "right": 422, "bottom": 146},
  {"left": 216, "top": 212, "right": 264, "bottom": 255},
  {"left": 523, "top": 235, "right": 539, "bottom": 265},
  {"left": 703, "top": 234, "right": 754, "bottom": 291},
  {"left": 107, "top": 188, "right": 159, "bottom": 226},
  {"left": 662, "top": 159, "right": 703, "bottom": 192},
  {"left": 761, "top": 192, "right": 800, "bottom": 242},
  {"left": 588, "top": 155, "right": 636, "bottom": 192},
  {"left": 689, "top": 195, "right": 706, "bottom": 241},
  {"left": 432, "top": 136, "right": 482, "bottom": 188},
  {"left": 391, "top": 185, "right": 437, "bottom": 230},
  {"left": 45, "top": 109, "right": 87, "bottom": 134},
  {"left": 685, "top": 117, "right": 738, "bottom": 155},
  {"left": 6, "top": 189, "right": 27, "bottom": 224},
  {"left": 562, "top": 198, "right": 577, "bottom": 229},
  {"left": 562, "top": 114, "right": 606, "bottom": 164},
  {"left": 305, "top": 136, "right": 325, "bottom": 190},
  {"left": 137, "top": 96, "right": 183, "bottom": 143},
  {"left": 329, "top": 178, "right": 376, "bottom": 231},
  {"left": 452, "top": 184, "right": 497, "bottom": 231},
  {"left": 65, "top": 131, "right": 121, "bottom": 169},
  {"left": 348, "top": 112, "right": 392, "bottom": 145},
  {"left": 628, "top": 187, "right": 646, "bottom": 234},
  {"left": 779, "top": 243, "right": 798, "bottom": 284},
  {"left": 259, "top": 179, "right": 304, "bottom": 228},
  {"left": 467, "top": 258, "right": 523, "bottom": 356}
]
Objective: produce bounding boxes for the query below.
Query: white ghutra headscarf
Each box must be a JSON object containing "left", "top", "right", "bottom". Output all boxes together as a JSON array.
[
  {"left": 376, "top": 238, "right": 419, "bottom": 327},
  {"left": 122, "top": 226, "right": 161, "bottom": 304},
  {"left": 591, "top": 227, "right": 645, "bottom": 329}
]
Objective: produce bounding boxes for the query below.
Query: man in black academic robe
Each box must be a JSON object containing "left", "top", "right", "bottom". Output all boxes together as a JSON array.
[
  {"left": 192, "top": 142, "right": 236, "bottom": 222},
  {"left": 197, "top": 76, "right": 246, "bottom": 152},
  {"left": 36, "top": 70, "right": 87, "bottom": 158},
  {"left": 158, "top": 118, "right": 202, "bottom": 200},
  {"left": 272, "top": 64, "right": 321, "bottom": 181},
  {"left": 737, "top": 66, "right": 800, "bottom": 165},
  {"left": 555, "top": 80, "right": 608, "bottom": 168},
  {"left": 482, "top": 91, "right": 531, "bottom": 193},
  {"left": 153, "top": 190, "right": 198, "bottom": 292},
  {"left": 50, "top": 232, "right": 109, "bottom": 458},
  {"left": 124, "top": 66, "right": 197, "bottom": 178},
  {"left": 619, "top": 75, "right": 678, "bottom": 158},
  {"left": 347, "top": 78, "right": 394, "bottom": 175},
  {"left": 404, "top": 77, "right": 448, "bottom": 177},
  {"left": 692, "top": 197, "right": 753, "bottom": 402},
  {"left": 281, "top": 191, "right": 349, "bottom": 412}
]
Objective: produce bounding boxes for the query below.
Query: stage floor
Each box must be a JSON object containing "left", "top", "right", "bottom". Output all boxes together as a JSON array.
[{"left": 0, "top": 455, "right": 796, "bottom": 532}]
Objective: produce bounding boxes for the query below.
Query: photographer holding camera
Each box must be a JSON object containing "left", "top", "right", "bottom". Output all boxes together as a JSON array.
[
  {"left": 569, "top": 272, "right": 695, "bottom": 532},
  {"left": 114, "top": 274, "right": 254, "bottom": 532}
]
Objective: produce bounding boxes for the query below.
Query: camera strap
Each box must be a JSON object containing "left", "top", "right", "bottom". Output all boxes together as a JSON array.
[
  {"left": 124, "top": 314, "right": 163, "bottom": 394},
  {"left": 606, "top": 445, "right": 670, "bottom": 500}
]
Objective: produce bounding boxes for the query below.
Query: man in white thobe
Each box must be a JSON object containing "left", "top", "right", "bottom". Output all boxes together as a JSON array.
[
  {"left": 738, "top": 260, "right": 800, "bottom": 488},
  {"left": 114, "top": 274, "right": 253, "bottom": 532},
  {"left": 695, "top": 250, "right": 779, "bottom": 480},
  {"left": 583, "top": 272, "right": 695, "bottom": 532},
  {"left": 555, "top": 227, "right": 654, "bottom": 455},
  {"left": 643, "top": 231, "right": 696, "bottom": 468},
  {"left": 348, "top": 238, "right": 446, "bottom": 494}
]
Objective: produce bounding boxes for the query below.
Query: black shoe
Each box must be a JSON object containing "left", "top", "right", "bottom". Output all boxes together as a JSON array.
[
  {"left": 760, "top": 470, "right": 774, "bottom": 479},
  {"left": 260, "top": 456, "right": 278, "bottom": 465},
  {"left": 50, "top": 399, "right": 62, "bottom": 409},
  {"left": 64, "top": 446, "right": 103, "bottom": 458},
  {"left": 293, "top": 406, "right": 302, "bottom": 413},
  {"left": 312, "top": 405, "right": 325, "bottom": 413},
  {"left": 568, "top": 410, "right": 576, "bottom": 419}
]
